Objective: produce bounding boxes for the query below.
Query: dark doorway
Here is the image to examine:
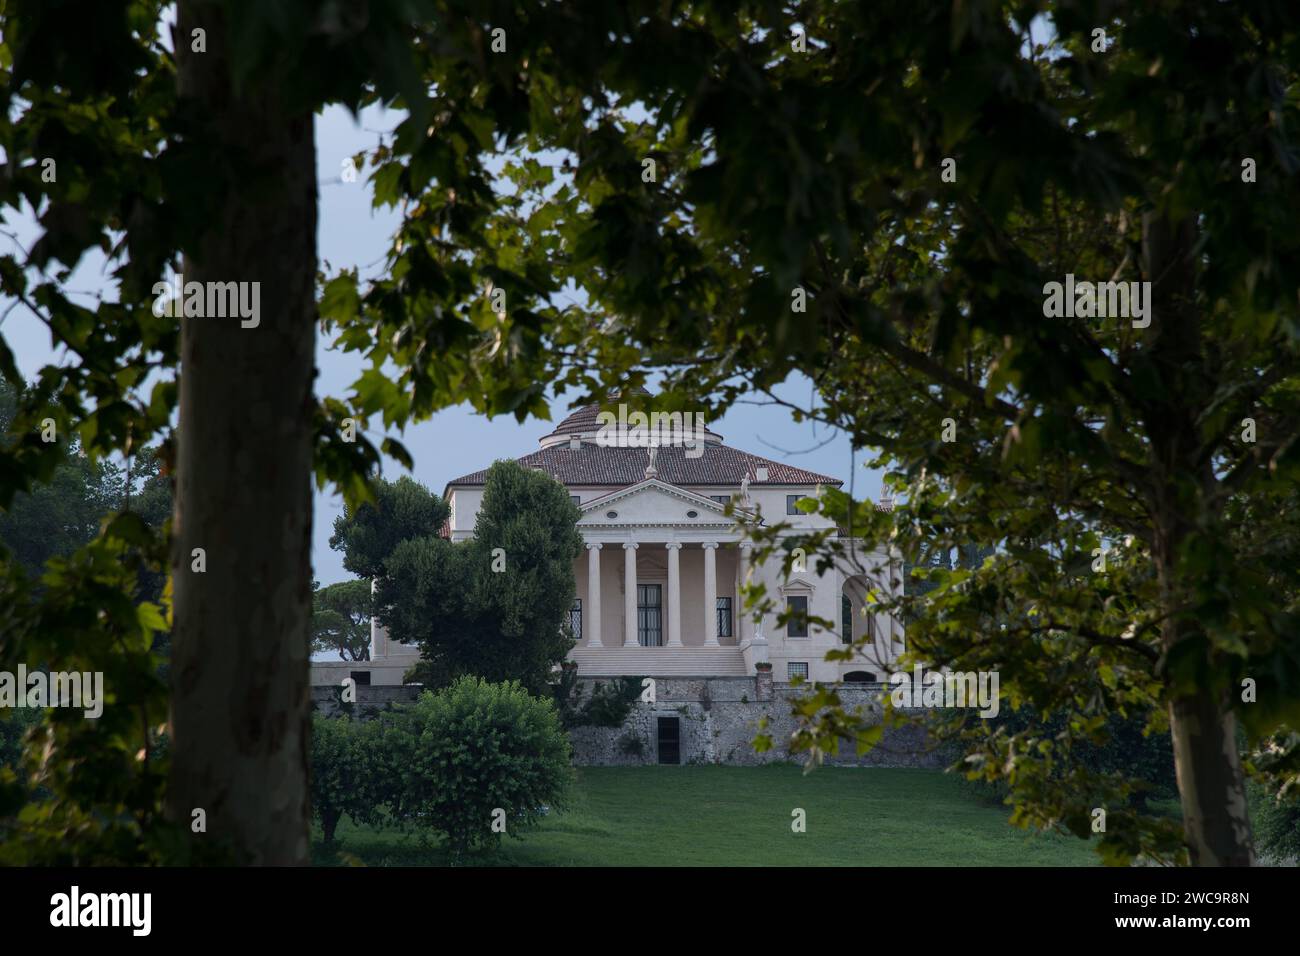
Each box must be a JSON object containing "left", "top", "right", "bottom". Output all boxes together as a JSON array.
[{"left": 657, "top": 716, "right": 680, "bottom": 765}]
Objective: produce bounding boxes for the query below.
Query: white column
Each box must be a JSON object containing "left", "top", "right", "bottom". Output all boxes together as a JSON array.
[
  {"left": 586, "top": 543, "right": 602, "bottom": 647},
  {"left": 666, "top": 542, "right": 683, "bottom": 647},
  {"left": 623, "top": 542, "right": 639, "bottom": 647},
  {"left": 703, "top": 543, "right": 719, "bottom": 646},
  {"left": 370, "top": 577, "right": 382, "bottom": 659},
  {"left": 738, "top": 542, "right": 754, "bottom": 643}
]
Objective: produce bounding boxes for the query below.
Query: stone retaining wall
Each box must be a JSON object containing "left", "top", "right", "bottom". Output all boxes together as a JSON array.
[
  {"left": 565, "top": 677, "right": 942, "bottom": 768},
  {"left": 309, "top": 677, "right": 942, "bottom": 768}
]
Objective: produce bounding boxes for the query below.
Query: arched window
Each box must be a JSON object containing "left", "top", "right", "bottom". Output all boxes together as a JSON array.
[
  {"left": 843, "top": 670, "right": 876, "bottom": 684},
  {"left": 841, "top": 594, "right": 853, "bottom": 644}
]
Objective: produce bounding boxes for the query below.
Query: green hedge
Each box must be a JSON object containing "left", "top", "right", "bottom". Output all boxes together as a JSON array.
[
  {"left": 310, "top": 713, "right": 388, "bottom": 842},
  {"left": 310, "top": 677, "right": 572, "bottom": 856},
  {"left": 386, "top": 677, "right": 572, "bottom": 855}
]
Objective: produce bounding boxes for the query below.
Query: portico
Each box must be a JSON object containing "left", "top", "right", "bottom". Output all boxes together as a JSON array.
[
  {"left": 567, "top": 478, "right": 760, "bottom": 676},
  {"left": 583, "top": 539, "right": 734, "bottom": 649}
]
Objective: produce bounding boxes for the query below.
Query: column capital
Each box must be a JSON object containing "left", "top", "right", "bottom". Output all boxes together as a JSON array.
[
  {"left": 664, "top": 541, "right": 683, "bottom": 550},
  {"left": 586, "top": 541, "right": 603, "bottom": 550},
  {"left": 702, "top": 541, "right": 719, "bottom": 550},
  {"left": 740, "top": 540, "right": 754, "bottom": 551},
  {"left": 623, "top": 541, "right": 639, "bottom": 551}
]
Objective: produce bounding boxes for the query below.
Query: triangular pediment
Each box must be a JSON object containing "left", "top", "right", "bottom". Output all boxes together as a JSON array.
[{"left": 577, "top": 479, "right": 750, "bottom": 528}]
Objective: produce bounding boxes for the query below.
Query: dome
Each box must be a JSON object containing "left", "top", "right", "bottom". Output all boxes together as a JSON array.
[{"left": 538, "top": 387, "right": 723, "bottom": 448}]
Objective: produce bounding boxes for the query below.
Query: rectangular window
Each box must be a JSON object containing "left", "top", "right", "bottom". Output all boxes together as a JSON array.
[
  {"left": 788, "top": 662, "right": 809, "bottom": 682},
  {"left": 349, "top": 670, "right": 372, "bottom": 686},
  {"left": 710, "top": 495, "right": 731, "bottom": 504},
  {"left": 786, "top": 596, "right": 809, "bottom": 637},
  {"left": 841, "top": 594, "right": 853, "bottom": 645},
  {"left": 786, "top": 494, "right": 802, "bottom": 515},
  {"left": 570, "top": 495, "right": 582, "bottom": 506},
  {"left": 569, "top": 598, "right": 582, "bottom": 642},
  {"left": 638, "top": 584, "right": 663, "bottom": 647},
  {"left": 716, "top": 597, "right": 733, "bottom": 639}
]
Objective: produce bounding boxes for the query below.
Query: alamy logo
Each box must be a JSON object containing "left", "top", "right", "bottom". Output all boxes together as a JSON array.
[
  {"left": 151, "top": 272, "right": 261, "bottom": 328},
  {"left": 595, "top": 404, "right": 707, "bottom": 459},
  {"left": 50, "top": 886, "right": 151, "bottom": 936},
  {"left": 889, "top": 663, "right": 1000, "bottom": 718},
  {"left": 1041, "top": 274, "right": 1151, "bottom": 328},
  {"left": 0, "top": 665, "right": 103, "bottom": 718}
]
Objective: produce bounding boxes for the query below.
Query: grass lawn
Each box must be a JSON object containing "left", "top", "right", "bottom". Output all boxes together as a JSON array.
[{"left": 312, "top": 765, "right": 1099, "bottom": 866}]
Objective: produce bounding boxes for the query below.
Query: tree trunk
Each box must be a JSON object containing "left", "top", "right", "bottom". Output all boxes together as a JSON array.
[
  {"left": 1144, "top": 212, "right": 1255, "bottom": 866},
  {"left": 167, "top": 4, "right": 317, "bottom": 865},
  {"left": 1168, "top": 688, "right": 1254, "bottom": 865}
]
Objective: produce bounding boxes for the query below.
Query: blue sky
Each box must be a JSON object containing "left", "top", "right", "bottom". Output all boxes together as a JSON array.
[{"left": 2, "top": 105, "right": 875, "bottom": 587}]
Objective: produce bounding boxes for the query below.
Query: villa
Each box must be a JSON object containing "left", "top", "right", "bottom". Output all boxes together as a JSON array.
[{"left": 343, "top": 391, "right": 905, "bottom": 691}]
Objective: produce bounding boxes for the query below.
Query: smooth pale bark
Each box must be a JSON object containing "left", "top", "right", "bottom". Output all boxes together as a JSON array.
[
  {"left": 168, "top": 3, "right": 317, "bottom": 865},
  {"left": 1144, "top": 213, "right": 1255, "bottom": 866},
  {"left": 1168, "top": 690, "right": 1254, "bottom": 865}
]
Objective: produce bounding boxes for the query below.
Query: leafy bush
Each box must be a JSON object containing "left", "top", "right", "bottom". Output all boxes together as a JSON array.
[
  {"left": 552, "top": 663, "right": 583, "bottom": 727},
  {"left": 388, "top": 677, "right": 572, "bottom": 856},
  {"left": 571, "top": 677, "right": 644, "bottom": 728},
  {"left": 1248, "top": 781, "right": 1300, "bottom": 862},
  {"left": 310, "top": 714, "right": 384, "bottom": 843},
  {"left": 579, "top": 678, "right": 638, "bottom": 727},
  {"left": 0, "top": 537, "right": 177, "bottom": 866},
  {"left": 947, "top": 706, "right": 1177, "bottom": 810},
  {"left": 554, "top": 674, "right": 644, "bottom": 729}
]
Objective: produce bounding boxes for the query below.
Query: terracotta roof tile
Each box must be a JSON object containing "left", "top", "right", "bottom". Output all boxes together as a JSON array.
[
  {"left": 542, "top": 387, "right": 652, "bottom": 439},
  {"left": 446, "top": 442, "right": 841, "bottom": 488}
]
